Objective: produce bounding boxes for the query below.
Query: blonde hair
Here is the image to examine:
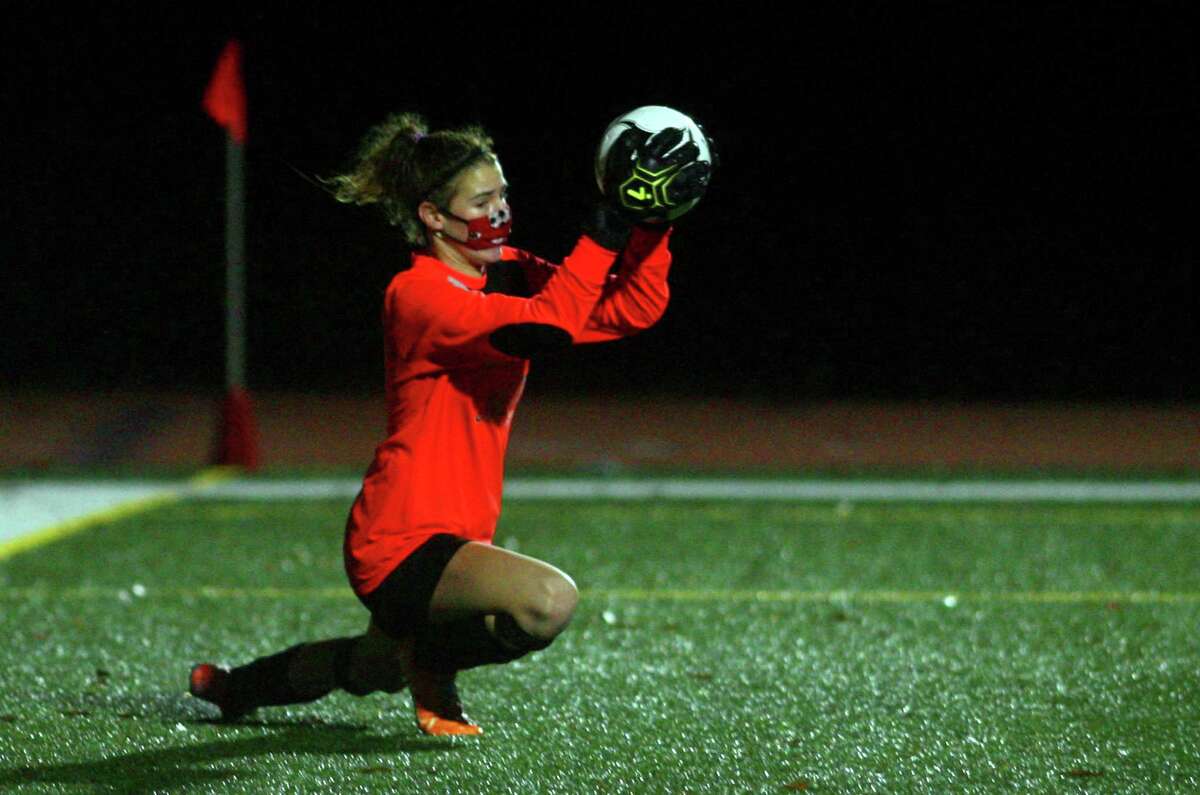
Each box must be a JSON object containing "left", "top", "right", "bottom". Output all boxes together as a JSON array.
[{"left": 324, "top": 112, "right": 496, "bottom": 246}]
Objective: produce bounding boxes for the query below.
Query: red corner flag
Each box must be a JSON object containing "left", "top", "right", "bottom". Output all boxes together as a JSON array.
[
  {"left": 203, "top": 39, "right": 247, "bottom": 143},
  {"left": 205, "top": 38, "right": 257, "bottom": 468},
  {"left": 217, "top": 386, "right": 260, "bottom": 469}
]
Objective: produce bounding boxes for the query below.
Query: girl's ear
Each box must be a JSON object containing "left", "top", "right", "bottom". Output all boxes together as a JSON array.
[{"left": 417, "top": 200, "right": 444, "bottom": 231}]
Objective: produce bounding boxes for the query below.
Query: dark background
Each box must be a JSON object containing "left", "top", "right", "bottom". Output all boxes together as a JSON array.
[{"left": 7, "top": 2, "right": 1196, "bottom": 401}]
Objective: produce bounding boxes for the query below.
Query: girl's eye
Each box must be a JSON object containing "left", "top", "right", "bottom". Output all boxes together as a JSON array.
[{"left": 476, "top": 191, "right": 508, "bottom": 209}]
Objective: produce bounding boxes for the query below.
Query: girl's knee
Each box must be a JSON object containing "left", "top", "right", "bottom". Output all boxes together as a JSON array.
[{"left": 522, "top": 571, "right": 578, "bottom": 639}]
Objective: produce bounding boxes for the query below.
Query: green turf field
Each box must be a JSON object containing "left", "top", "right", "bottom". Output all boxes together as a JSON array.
[{"left": 1, "top": 486, "right": 1198, "bottom": 792}]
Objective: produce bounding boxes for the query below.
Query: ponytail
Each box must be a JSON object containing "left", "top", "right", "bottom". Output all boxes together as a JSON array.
[{"left": 324, "top": 112, "right": 497, "bottom": 246}]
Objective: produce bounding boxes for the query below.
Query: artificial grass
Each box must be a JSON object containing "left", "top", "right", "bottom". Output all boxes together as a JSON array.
[{"left": 1, "top": 495, "right": 1197, "bottom": 792}]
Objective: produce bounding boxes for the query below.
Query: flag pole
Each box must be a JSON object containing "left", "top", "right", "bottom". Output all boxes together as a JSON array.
[
  {"left": 225, "top": 134, "right": 246, "bottom": 391},
  {"left": 205, "top": 39, "right": 259, "bottom": 469}
]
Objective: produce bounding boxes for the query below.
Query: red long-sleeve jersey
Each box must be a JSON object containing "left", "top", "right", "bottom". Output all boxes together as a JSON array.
[{"left": 344, "top": 227, "right": 672, "bottom": 596}]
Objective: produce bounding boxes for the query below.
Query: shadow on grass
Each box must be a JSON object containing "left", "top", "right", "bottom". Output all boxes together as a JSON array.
[{"left": 0, "top": 721, "right": 459, "bottom": 792}]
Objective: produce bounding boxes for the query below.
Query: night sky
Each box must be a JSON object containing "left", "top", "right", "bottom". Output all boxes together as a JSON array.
[{"left": 8, "top": 3, "right": 1196, "bottom": 400}]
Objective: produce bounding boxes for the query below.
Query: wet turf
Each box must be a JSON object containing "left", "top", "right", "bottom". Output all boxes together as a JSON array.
[{"left": 1, "top": 494, "right": 1198, "bottom": 792}]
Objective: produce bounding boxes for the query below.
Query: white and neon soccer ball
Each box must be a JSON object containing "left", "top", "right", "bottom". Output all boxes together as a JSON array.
[{"left": 594, "top": 105, "right": 712, "bottom": 221}]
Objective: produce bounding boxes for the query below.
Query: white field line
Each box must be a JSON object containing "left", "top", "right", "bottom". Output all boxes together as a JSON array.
[
  {"left": 193, "top": 478, "right": 1200, "bottom": 503},
  {"left": 0, "top": 482, "right": 178, "bottom": 548},
  {"left": 2, "top": 477, "right": 1198, "bottom": 558},
  {"left": 0, "top": 470, "right": 233, "bottom": 559}
]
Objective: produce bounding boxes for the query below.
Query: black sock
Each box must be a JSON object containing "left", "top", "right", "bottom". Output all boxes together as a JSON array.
[
  {"left": 492, "top": 613, "right": 552, "bottom": 653},
  {"left": 330, "top": 637, "right": 376, "bottom": 696},
  {"left": 413, "top": 613, "right": 551, "bottom": 674},
  {"left": 228, "top": 644, "right": 326, "bottom": 709}
]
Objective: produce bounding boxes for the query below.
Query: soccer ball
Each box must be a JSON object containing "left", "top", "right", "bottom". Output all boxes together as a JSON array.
[{"left": 594, "top": 105, "right": 712, "bottom": 221}]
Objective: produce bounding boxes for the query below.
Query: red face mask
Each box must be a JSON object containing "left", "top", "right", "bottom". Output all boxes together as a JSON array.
[{"left": 439, "top": 204, "right": 513, "bottom": 250}]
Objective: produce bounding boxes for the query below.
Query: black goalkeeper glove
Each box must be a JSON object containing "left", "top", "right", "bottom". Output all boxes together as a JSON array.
[
  {"left": 580, "top": 201, "right": 634, "bottom": 252},
  {"left": 599, "top": 126, "right": 713, "bottom": 224}
]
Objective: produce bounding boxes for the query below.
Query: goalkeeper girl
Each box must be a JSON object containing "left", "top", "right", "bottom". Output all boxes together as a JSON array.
[{"left": 189, "top": 110, "right": 711, "bottom": 735}]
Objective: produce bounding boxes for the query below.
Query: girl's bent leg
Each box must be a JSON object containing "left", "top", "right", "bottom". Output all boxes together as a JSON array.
[
  {"left": 406, "top": 542, "right": 579, "bottom": 674},
  {"left": 429, "top": 542, "right": 579, "bottom": 639}
]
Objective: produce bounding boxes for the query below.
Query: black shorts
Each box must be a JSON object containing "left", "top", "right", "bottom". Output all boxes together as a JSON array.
[{"left": 356, "top": 534, "right": 470, "bottom": 640}]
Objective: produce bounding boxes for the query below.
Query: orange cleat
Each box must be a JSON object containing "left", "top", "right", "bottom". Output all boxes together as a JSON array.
[
  {"left": 414, "top": 703, "right": 483, "bottom": 736},
  {"left": 409, "top": 669, "right": 482, "bottom": 736},
  {"left": 189, "top": 663, "right": 252, "bottom": 721}
]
